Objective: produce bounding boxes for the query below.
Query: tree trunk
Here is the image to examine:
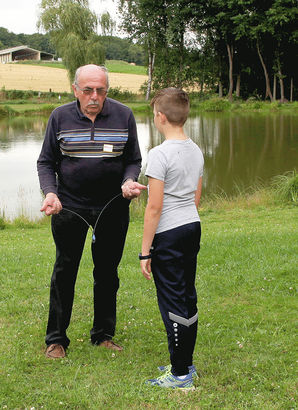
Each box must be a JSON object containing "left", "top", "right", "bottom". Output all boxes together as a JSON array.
[
  {"left": 273, "top": 74, "right": 276, "bottom": 101},
  {"left": 236, "top": 74, "right": 240, "bottom": 97},
  {"left": 218, "top": 81, "right": 223, "bottom": 98},
  {"left": 178, "top": 29, "right": 184, "bottom": 88},
  {"left": 256, "top": 41, "right": 273, "bottom": 101},
  {"left": 146, "top": 50, "right": 155, "bottom": 101},
  {"left": 278, "top": 69, "right": 285, "bottom": 102},
  {"left": 290, "top": 77, "right": 293, "bottom": 102},
  {"left": 227, "top": 43, "right": 233, "bottom": 101},
  {"left": 200, "top": 75, "right": 204, "bottom": 93}
]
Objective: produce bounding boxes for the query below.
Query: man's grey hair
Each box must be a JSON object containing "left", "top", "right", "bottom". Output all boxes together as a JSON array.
[{"left": 74, "top": 65, "right": 109, "bottom": 90}]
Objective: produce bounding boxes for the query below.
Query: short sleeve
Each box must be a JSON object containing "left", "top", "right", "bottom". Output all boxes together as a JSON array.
[{"left": 145, "top": 147, "right": 167, "bottom": 182}]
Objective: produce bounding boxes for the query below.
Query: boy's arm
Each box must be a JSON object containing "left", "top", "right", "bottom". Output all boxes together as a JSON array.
[
  {"left": 195, "top": 177, "right": 203, "bottom": 208},
  {"left": 140, "top": 177, "right": 164, "bottom": 280}
]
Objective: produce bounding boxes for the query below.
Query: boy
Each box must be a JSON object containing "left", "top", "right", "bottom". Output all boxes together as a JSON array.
[{"left": 139, "top": 88, "right": 204, "bottom": 390}]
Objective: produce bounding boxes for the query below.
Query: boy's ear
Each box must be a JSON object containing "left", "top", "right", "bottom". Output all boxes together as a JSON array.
[{"left": 158, "top": 112, "right": 167, "bottom": 124}]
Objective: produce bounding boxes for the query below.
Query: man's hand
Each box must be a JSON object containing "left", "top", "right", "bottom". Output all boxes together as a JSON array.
[
  {"left": 121, "top": 179, "right": 147, "bottom": 199},
  {"left": 40, "top": 193, "right": 62, "bottom": 216}
]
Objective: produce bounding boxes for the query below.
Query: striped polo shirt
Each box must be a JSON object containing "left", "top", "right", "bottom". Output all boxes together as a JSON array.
[{"left": 37, "top": 98, "right": 142, "bottom": 208}]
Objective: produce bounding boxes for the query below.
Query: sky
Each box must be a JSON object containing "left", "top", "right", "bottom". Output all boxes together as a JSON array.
[{"left": 0, "top": 0, "right": 120, "bottom": 35}]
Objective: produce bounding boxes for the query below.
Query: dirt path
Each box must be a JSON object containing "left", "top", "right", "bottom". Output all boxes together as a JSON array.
[{"left": 0, "top": 64, "right": 148, "bottom": 93}]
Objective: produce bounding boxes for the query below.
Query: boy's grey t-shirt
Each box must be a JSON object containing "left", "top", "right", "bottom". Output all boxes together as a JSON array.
[{"left": 145, "top": 138, "right": 204, "bottom": 234}]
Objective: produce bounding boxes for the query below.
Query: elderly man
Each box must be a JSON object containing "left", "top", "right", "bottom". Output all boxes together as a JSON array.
[{"left": 37, "top": 64, "right": 145, "bottom": 358}]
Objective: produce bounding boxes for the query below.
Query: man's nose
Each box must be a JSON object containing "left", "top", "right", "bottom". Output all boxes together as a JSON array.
[{"left": 90, "top": 89, "right": 98, "bottom": 97}]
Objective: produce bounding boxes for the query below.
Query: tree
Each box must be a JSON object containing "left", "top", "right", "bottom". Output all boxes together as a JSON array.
[
  {"left": 118, "top": 0, "right": 297, "bottom": 100},
  {"left": 230, "top": 0, "right": 297, "bottom": 101},
  {"left": 0, "top": 27, "right": 21, "bottom": 49},
  {"left": 266, "top": 0, "right": 298, "bottom": 101},
  {"left": 99, "top": 12, "right": 116, "bottom": 36},
  {"left": 38, "top": 0, "right": 105, "bottom": 83},
  {"left": 119, "top": 0, "right": 163, "bottom": 99},
  {"left": 120, "top": 0, "right": 196, "bottom": 97}
]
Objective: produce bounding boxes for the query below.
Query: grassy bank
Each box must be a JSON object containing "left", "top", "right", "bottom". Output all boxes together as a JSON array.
[
  {"left": 1, "top": 95, "right": 298, "bottom": 118},
  {"left": 190, "top": 96, "right": 298, "bottom": 113},
  {"left": 0, "top": 176, "right": 297, "bottom": 408},
  {"left": 0, "top": 100, "right": 150, "bottom": 117},
  {"left": 0, "top": 204, "right": 296, "bottom": 409}
]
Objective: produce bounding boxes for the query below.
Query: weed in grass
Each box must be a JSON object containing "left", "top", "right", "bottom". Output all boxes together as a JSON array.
[
  {"left": 271, "top": 170, "right": 298, "bottom": 203},
  {"left": 0, "top": 215, "right": 6, "bottom": 229},
  {"left": 12, "top": 216, "right": 41, "bottom": 229}
]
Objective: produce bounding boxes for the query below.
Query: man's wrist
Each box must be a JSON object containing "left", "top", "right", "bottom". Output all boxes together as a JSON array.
[{"left": 122, "top": 178, "right": 134, "bottom": 186}]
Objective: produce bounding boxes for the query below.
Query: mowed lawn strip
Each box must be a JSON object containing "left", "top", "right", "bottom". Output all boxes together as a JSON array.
[{"left": 0, "top": 205, "right": 296, "bottom": 408}]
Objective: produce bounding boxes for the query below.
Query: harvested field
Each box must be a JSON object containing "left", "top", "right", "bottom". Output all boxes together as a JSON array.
[{"left": 0, "top": 63, "right": 148, "bottom": 93}]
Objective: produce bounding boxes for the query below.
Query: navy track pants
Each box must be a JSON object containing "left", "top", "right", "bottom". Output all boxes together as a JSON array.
[{"left": 151, "top": 222, "right": 201, "bottom": 376}]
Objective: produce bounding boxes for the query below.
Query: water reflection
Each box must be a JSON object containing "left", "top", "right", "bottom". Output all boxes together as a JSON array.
[
  {"left": 188, "top": 113, "right": 298, "bottom": 195},
  {"left": 0, "top": 116, "right": 48, "bottom": 220},
  {"left": 0, "top": 112, "right": 297, "bottom": 219}
]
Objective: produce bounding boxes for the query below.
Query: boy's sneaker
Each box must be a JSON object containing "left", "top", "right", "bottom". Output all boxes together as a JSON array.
[
  {"left": 145, "top": 371, "right": 194, "bottom": 390},
  {"left": 158, "top": 364, "right": 198, "bottom": 378}
]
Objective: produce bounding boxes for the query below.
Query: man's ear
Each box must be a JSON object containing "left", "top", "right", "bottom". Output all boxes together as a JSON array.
[{"left": 72, "top": 84, "right": 78, "bottom": 98}]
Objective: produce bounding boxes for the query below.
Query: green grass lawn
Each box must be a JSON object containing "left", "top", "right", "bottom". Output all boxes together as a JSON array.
[
  {"left": 2, "top": 103, "right": 59, "bottom": 113},
  {"left": 15, "top": 59, "right": 147, "bottom": 75},
  {"left": 0, "top": 204, "right": 297, "bottom": 409},
  {"left": 105, "top": 60, "right": 147, "bottom": 75}
]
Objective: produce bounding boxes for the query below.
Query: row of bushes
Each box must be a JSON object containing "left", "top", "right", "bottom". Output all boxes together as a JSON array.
[
  {"left": 190, "top": 95, "right": 298, "bottom": 112},
  {"left": 0, "top": 87, "right": 139, "bottom": 104},
  {"left": 0, "top": 88, "right": 73, "bottom": 101}
]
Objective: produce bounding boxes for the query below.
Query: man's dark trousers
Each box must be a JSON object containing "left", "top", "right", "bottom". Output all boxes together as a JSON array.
[
  {"left": 45, "top": 199, "right": 129, "bottom": 348},
  {"left": 151, "top": 222, "right": 201, "bottom": 376}
]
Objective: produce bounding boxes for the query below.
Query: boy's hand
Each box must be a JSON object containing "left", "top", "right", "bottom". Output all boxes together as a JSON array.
[{"left": 140, "top": 259, "right": 152, "bottom": 280}]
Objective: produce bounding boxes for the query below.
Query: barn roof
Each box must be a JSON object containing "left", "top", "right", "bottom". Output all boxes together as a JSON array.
[{"left": 0, "top": 45, "right": 53, "bottom": 58}]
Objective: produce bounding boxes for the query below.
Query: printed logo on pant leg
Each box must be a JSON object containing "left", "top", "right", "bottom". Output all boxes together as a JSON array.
[{"left": 169, "top": 312, "right": 198, "bottom": 327}]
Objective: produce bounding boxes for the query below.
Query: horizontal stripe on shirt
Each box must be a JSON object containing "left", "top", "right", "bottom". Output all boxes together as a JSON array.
[{"left": 57, "top": 128, "right": 128, "bottom": 158}]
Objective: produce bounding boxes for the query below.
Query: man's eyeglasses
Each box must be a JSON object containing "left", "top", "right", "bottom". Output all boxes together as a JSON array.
[{"left": 76, "top": 85, "right": 107, "bottom": 96}]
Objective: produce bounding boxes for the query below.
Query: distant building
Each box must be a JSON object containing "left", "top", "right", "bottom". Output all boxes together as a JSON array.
[{"left": 0, "top": 45, "right": 54, "bottom": 63}]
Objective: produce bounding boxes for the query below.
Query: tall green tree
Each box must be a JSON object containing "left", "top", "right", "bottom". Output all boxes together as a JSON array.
[
  {"left": 120, "top": 0, "right": 196, "bottom": 96},
  {"left": 120, "top": 0, "right": 164, "bottom": 99},
  {"left": 266, "top": 0, "right": 298, "bottom": 101},
  {"left": 232, "top": 0, "right": 275, "bottom": 101},
  {"left": 118, "top": 0, "right": 297, "bottom": 100},
  {"left": 38, "top": 0, "right": 105, "bottom": 83}
]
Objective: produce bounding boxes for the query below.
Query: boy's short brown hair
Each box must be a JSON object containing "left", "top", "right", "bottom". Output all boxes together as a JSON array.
[{"left": 150, "top": 87, "right": 190, "bottom": 126}]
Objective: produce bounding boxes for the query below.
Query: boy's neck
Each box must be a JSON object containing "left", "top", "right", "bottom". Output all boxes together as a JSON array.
[{"left": 163, "top": 125, "right": 188, "bottom": 141}]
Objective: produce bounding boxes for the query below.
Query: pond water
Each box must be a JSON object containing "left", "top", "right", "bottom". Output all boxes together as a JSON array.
[{"left": 0, "top": 111, "right": 297, "bottom": 220}]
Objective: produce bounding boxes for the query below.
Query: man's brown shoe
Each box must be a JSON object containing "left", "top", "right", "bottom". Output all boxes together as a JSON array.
[
  {"left": 45, "top": 344, "right": 66, "bottom": 359},
  {"left": 99, "top": 340, "right": 123, "bottom": 351}
]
